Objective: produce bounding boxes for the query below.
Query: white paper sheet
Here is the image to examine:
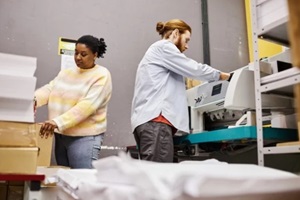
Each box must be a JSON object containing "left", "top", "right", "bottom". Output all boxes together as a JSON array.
[
  {"left": 0, "top": 52, "right": 36, "bottom": 77},
  {"left": 55, "top": 153, "right": 300, "bottom": 200},
  {"left": 0, "top": 52, "right": 37, "bottom": 122}
]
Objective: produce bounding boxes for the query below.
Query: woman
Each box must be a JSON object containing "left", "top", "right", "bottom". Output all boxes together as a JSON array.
[{"left": 35, "top": 35, "right": 112, "bottom": 168}]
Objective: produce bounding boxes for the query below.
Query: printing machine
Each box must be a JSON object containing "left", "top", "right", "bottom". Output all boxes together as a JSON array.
[
  {"left": 187, "top": 66, "right": 295, "bottom": 133},
  {"left": 174, "top": 52, "right": 298, "bottom": 158}
]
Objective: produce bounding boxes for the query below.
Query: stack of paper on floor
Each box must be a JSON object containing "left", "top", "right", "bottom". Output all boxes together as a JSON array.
[
  {"left": 55, "top": 153, "right": 300, "bottom": 200},
  {"left": 0, "top": 52, "right": 37, "bottom": 122}
]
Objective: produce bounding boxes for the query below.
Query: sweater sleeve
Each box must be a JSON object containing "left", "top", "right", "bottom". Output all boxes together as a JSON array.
[{"left": 34, "top": 80, "right": 55, "bottom": 107}]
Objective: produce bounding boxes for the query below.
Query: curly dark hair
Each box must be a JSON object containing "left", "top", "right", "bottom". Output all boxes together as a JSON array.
[{"left": 76, "top": 35, "right": 107, "bottom": 58}]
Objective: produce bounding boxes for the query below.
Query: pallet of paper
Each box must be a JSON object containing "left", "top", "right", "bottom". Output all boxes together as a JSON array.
[{"left": 0, "top": 52, "right": 37, "bottom": 122}]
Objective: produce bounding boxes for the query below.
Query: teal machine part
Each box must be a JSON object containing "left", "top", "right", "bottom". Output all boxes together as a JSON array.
[{"left": 173, "top": 126, "right": 298, "bottom": 146}]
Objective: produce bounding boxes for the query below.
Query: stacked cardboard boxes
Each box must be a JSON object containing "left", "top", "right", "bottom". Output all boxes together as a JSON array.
[{"left": 0, "top": 121, "right": 53, "bottom": 174}]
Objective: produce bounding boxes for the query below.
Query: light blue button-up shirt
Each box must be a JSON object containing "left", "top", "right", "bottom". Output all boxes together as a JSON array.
[{"left": 131, "top": 40, "right": 221, "bottom": 133}]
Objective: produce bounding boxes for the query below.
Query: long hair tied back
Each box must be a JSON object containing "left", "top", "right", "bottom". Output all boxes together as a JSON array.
[{"left": 156, "top": 19, "right": 191, "bottom": 39}]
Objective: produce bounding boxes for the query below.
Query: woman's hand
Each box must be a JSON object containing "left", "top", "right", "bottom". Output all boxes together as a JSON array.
[{"left": 39, "top": 120, "right": 58, "bottom": 139}]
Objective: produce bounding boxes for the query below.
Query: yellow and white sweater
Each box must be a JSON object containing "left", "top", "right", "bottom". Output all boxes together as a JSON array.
[{"left": 35, "top": 65, "right": 112, "bottom": 136}]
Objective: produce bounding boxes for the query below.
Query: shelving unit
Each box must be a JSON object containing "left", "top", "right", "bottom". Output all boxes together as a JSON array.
[
  {"left": 256, "top": 0, "right": 289, "bottom": 46},
  {"left": 251, "top": 0, "right": 300, "bottom": 166}
]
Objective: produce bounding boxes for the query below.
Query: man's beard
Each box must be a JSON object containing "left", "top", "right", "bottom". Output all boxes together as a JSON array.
[{"left": 175, "top": 36, "right": 184, "bottom": 52}]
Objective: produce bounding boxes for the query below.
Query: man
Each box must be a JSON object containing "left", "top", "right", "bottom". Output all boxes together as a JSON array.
[{"left": 131, "top": 19, "right": 231, "bottom": 162}]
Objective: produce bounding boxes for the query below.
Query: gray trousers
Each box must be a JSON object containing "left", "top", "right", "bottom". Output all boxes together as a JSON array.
[{"left": 133, "top": 121, "right": 174, "bottom": 162}]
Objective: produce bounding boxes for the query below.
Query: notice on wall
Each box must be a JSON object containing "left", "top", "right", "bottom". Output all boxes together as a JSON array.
[
  {"left": 58, "top": 37, "right": 76, "bottom": 70},
  {"left": 61, "top": 54, "right": 76, "bottom": 70}
]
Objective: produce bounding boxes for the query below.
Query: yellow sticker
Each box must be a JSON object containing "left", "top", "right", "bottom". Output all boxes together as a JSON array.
[{"left": 58, "top": 37, "right": 76, "bottom": 55}]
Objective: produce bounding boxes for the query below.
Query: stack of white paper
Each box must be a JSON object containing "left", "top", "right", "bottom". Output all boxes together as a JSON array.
[
  {"left": 0, "top": 52, "right": 37, "bottom": 122},
  {"left": 55, "top": 153, "right": 300, "bottom": 200}
]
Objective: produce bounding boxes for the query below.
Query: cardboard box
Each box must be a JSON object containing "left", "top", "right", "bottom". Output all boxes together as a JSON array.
[
  {"left": 185, "top": 78, "right": 201, "bottom": 89},
  {"left": 0, "top": 147, "right": 38, "bottom": 174},
  {"left": 0, "top": 121, "right": 39, "bottom": 147},
  {"left": 0, "top": 121, "right": 53, "bottom": 166},
  {"left": 37, "top": 135, "right": 53, "bottom": 166}
]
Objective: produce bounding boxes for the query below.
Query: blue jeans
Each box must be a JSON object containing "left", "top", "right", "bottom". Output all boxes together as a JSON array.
[{"left": 54, "top": 133, "right": 104, "bottom": 169}]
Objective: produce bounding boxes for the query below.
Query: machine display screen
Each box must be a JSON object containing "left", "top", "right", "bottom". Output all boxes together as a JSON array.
[{"left": 211, "top": 83, "right": 222, "bottom": 96}]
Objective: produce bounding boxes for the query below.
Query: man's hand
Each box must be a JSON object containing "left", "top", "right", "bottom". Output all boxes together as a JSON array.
[
  {"left": 39, "top": 120, "right": 58, "bottom": 139},
  {"left": 219, "top": 72, "right": 234, "bottom": 82},
  {"left": 219, "top": 72, "right": 230, "bottom": 81}
]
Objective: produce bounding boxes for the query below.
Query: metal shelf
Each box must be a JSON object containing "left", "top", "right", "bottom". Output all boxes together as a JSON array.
[
  {"left": 251, "top": 0, "right": 299, "bottom": 167},
  {"left": 261, "top": 67, "right": 300, "bottom": 85},
  {"left": 258, "top": 19, "right": 289, "bottom": 46},
  {"left": 263, "top": 145, "right": 300, "bottom": 154},
  {"left": 260, "top": 73, "right": 300, "bottom": 93},
  {"left": 256, "top": 0, "right": 289, "bottom": 46}
]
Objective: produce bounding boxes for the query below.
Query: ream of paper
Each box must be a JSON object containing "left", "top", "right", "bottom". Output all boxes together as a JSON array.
[
  {"left": 0, "top": 52, "right": 37, "bottom": 123},
  {"left": 0, "top": 52, "right": 37, "bottom": 77}
]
